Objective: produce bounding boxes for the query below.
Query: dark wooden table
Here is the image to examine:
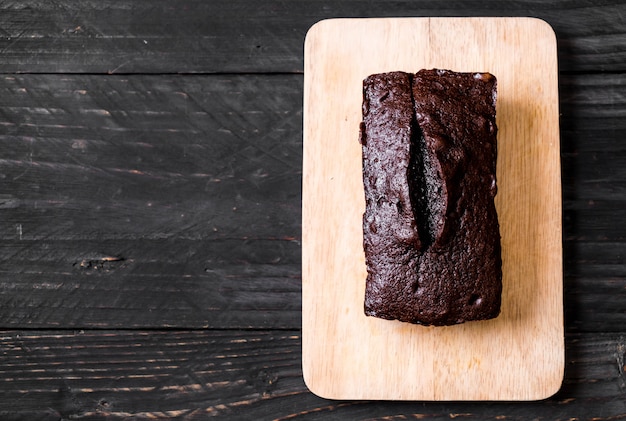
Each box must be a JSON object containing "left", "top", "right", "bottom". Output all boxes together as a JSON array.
[{"left": 0, "top": 1, "right": 624, "bottom": 419}]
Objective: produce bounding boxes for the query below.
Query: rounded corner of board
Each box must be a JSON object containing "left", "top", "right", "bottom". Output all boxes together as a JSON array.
[
  {"left": 521, "top": 17, "right": 558, "bottom": 43},
  {"left": 301, "top": 369, "right": 338, "bottom": 401},
  {"left": 304, "top": 18, "right": 345, "bottom": 44},
  {"left": 531, "top": 379, "right": 566, "bottom": 402}
]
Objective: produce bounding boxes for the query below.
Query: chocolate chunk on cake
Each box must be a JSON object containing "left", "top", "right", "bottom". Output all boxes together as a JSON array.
[{"left": 360, "top": 69, "right": 501, "bottom": 326}]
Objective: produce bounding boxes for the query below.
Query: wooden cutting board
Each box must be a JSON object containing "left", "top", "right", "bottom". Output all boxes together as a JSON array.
[{"left": 302, "top": 18, "right": 563, "bottom": 401}]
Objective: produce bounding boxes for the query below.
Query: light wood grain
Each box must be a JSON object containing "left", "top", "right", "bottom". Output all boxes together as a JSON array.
[{"left": 302, "top": 17, "right": 562, "bottom": 400}]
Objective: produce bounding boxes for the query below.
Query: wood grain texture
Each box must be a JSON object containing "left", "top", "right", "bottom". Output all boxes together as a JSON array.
[
  {"left": 0, "top": 74, "right": 302, "bottom": 241},
  {"left": 0, "top": 74, "right": 302, "bottom": 329},
  {"left": 0, "top": 0, "right": 625, "bottom": 73},
  {"left": 303, "top": 17, "right": 562, "bottom": 401},
  {"left": 0, "top": 330, "right": 623, "bottom": 420}
]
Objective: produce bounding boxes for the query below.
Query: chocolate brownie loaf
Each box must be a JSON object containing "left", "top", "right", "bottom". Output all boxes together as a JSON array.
[{"left": 360, "top": 69, "right": 501, "bottom": 326}]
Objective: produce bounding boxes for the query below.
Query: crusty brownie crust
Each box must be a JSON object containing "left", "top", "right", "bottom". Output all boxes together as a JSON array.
[{"left": 360, "top": 69, "right": 501, "bottom": 326}]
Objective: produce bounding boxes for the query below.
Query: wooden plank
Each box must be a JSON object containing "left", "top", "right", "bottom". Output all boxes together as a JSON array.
[
  {"left": 562, "top": 239, "right": 626, "bottom": 332},
  {"left": 560, "top": 73, "right": 626, "bottom": 153},
  {"left": 0, "top": 239, "right": 300, "bottom": 329},
  {"left": 0, "top": 74, "right": 302, "bottom": 329},
  {"left": 0, "top": 330, "right": 624, "bottom": 419},
  {"left": 0, "top": 73, "right": 302, "bottom": 241},
  {"left": 565, "top": 241, "right": 626, "bottom": 278},
  {"left": 0, "top": 1, "right": 625, "bottom": 73},
  {"left": 564, "top": 201, "right": 626, "bottom": 241},
  {"left": 565, "top": 283, "right": 626, "bottom": 333},
  {"left": 560, "top": 73, "right": 626, "bottom": 120},
  {"left": 562, "top": 151, "right": 626, "bottom": 200},
  {"left": 303, "top": 17, "right": 562, "bottom": 400}
]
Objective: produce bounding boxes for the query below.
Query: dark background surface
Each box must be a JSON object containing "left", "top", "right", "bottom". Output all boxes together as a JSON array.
[{"left": 0, "top": 1, "right": 625, "bottom": 419}]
